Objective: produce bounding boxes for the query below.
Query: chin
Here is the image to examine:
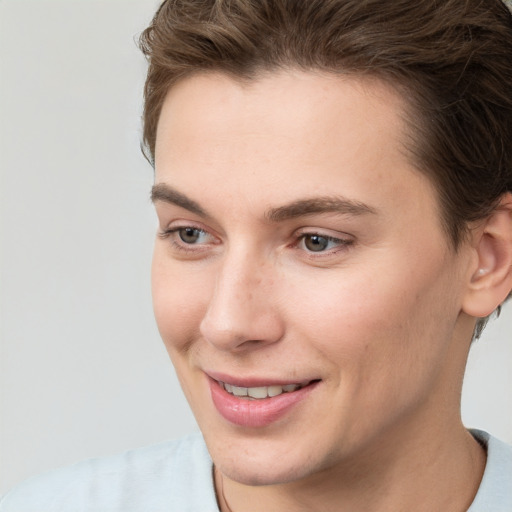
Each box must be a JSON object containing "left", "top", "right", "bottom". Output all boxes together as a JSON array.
[
  {"left": 219, "top": 458, "right": 315, "bottom": 487},
  {"left": 206, "top": 432, "right": 329, "bottom": 487}
]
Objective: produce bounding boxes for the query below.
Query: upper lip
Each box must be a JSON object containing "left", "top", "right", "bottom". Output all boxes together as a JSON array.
[{"left": 205, "top": 370, "right": 318, "bottom": 388}]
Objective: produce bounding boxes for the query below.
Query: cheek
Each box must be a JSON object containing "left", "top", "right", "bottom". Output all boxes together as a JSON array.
[
  {"left": 151, "top": 252, "right": 210, "bottom": 354},
  {"left": 286, "top": 275, "right": 408, "bottom": 370},
  {"left": 283, "top": 264, "right": 461, "bottom": 446},
  {"left": 285, "top": 257, "right": 459, "bottom": 382}
]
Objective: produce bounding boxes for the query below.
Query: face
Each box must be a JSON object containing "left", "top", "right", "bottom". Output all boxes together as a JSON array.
[{"left": 152, "top": 71, "right": 474, "bottom": 486}]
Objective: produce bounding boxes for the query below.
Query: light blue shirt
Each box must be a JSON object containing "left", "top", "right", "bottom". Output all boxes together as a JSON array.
[{"left": 1, "top": 430, "right": 510, "bottom": 511}]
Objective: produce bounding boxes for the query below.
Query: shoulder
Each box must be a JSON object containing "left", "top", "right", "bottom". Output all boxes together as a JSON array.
[
  {"left": 0, "top": 433, "right": 219, "bottom": 512},
  {"left": 468, "top": 430, "right": 512, "bottom": 512}
]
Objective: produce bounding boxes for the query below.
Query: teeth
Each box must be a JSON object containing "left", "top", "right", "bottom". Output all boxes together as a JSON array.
[
  {"left": 267, "top": 385, "right": 283, "bottom": 397},
  {"left": 232, "top": 386, "right": 248, "bottom": 397},
  {"left": 247, "top": 387, "right": 268, "bottom": 399},
  {"left": 220, "top": 381, "right": 305, "bottom": 399}
]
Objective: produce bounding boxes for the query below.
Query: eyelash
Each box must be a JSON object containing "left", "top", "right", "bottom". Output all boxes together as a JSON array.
[
  {"left": 295, "top": 233, "right": 353, "bottom": 256},
  {"left": 159, "top": 226, "right": 353, "bottom": 258},
  {"left": 159, "top": 226, "right": 215, "bottom": 254}
]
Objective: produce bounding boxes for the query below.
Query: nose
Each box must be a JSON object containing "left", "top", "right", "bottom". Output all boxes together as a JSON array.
[{"left": 199, "top": 252, "right": 285, "bottom": 352}]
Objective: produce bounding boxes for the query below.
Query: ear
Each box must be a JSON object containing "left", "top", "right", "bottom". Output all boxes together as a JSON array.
[{"left": 462, "top": 193, "right": 512, "bottom": 318}]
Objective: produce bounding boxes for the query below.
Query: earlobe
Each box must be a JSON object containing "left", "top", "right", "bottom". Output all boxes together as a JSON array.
[{"left": 462, "top": 193, "right": 512, "bottom": 318}]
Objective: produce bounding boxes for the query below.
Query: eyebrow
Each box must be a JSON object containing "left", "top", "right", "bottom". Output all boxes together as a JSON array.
[
  {"left": 265, "top": 196, "right": 377, "bottom": 222},
  {"left": 151, "top": 183, "right": 209, "bottom": 217},
  {"left": 151, "top": 183, "right": 377, "bottom": 221}
]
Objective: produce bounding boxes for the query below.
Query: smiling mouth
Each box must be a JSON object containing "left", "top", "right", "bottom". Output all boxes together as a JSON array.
[
  {"left": 218, "top": 380, "right": 316, "bottom": 400},
  {"left": 210, "top": 377, "right": 321, "bottom": 426}
]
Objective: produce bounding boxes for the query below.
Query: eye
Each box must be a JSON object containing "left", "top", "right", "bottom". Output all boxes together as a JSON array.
[
  {"left": 298, "top": 233, "right": 353, "bottom": 254},
  {"left": 303, "top": 234, "right": 330, "bottom": 252},
  {"left": 158, "top": 224, "right": 218, "bottom": 254},
  {"left": 178, "top": 227, "right": 207, "bottom": 244}
]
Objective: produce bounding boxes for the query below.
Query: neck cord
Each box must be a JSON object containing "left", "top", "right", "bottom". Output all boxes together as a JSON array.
[{"left": 215, "top": 466, "right": 235, "bottom": 512}]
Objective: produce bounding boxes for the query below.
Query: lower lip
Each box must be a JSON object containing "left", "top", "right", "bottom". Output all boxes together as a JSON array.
[{"left": 209, "top": 378, "right": 319, "bottom": 428}]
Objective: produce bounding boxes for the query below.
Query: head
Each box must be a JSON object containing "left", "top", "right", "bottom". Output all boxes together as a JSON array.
[{"left": 141, "top": 0, "right": 512, "bottom": 488}]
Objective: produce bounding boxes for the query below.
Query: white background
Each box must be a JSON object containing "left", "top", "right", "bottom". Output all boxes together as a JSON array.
[{"left": 0, "top": 0, "right": 511, "bottom": 496}]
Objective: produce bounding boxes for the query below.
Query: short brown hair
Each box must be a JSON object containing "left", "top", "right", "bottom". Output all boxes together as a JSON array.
[{"left": 139, "top": 0, "right": 512, "bottom": 335}]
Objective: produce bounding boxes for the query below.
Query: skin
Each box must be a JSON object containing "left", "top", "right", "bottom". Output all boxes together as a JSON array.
[{"left": 151, "top": 70, "right": 489, "bottom": 511}]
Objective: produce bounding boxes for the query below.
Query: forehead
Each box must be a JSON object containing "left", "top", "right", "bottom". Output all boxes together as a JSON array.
[
  {"left": 155, "top": 70, "right": 407, "bottom": 162},
  {"left": 154, "top": 70, "right": 441, "bottom": 234}
]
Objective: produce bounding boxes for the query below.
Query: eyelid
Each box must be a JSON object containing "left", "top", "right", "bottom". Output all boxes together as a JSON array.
[
  {"left": 159, "top": 218, "right": 217, "bottom": 237},
  {"left": 293, "top": 228, "right": 354, "bottom": 256},
  {"left": 158, "top": 220, "right": 220, "bottom": 255},
  {"left": 294, "top": 226, "right": 354, "bottom": 241}
]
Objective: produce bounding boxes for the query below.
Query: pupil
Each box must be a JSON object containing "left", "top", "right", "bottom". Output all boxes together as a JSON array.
[
  {"left": 179, "top": 228, "right": 200, "bottom": 243},
  {"left": 305, "top": 235, "right": 328, "bottom": 252}
]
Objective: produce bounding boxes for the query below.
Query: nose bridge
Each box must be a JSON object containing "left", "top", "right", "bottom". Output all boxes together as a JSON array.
[{"left": 199, "top": 245, "right": 283, "bottom": 350}]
